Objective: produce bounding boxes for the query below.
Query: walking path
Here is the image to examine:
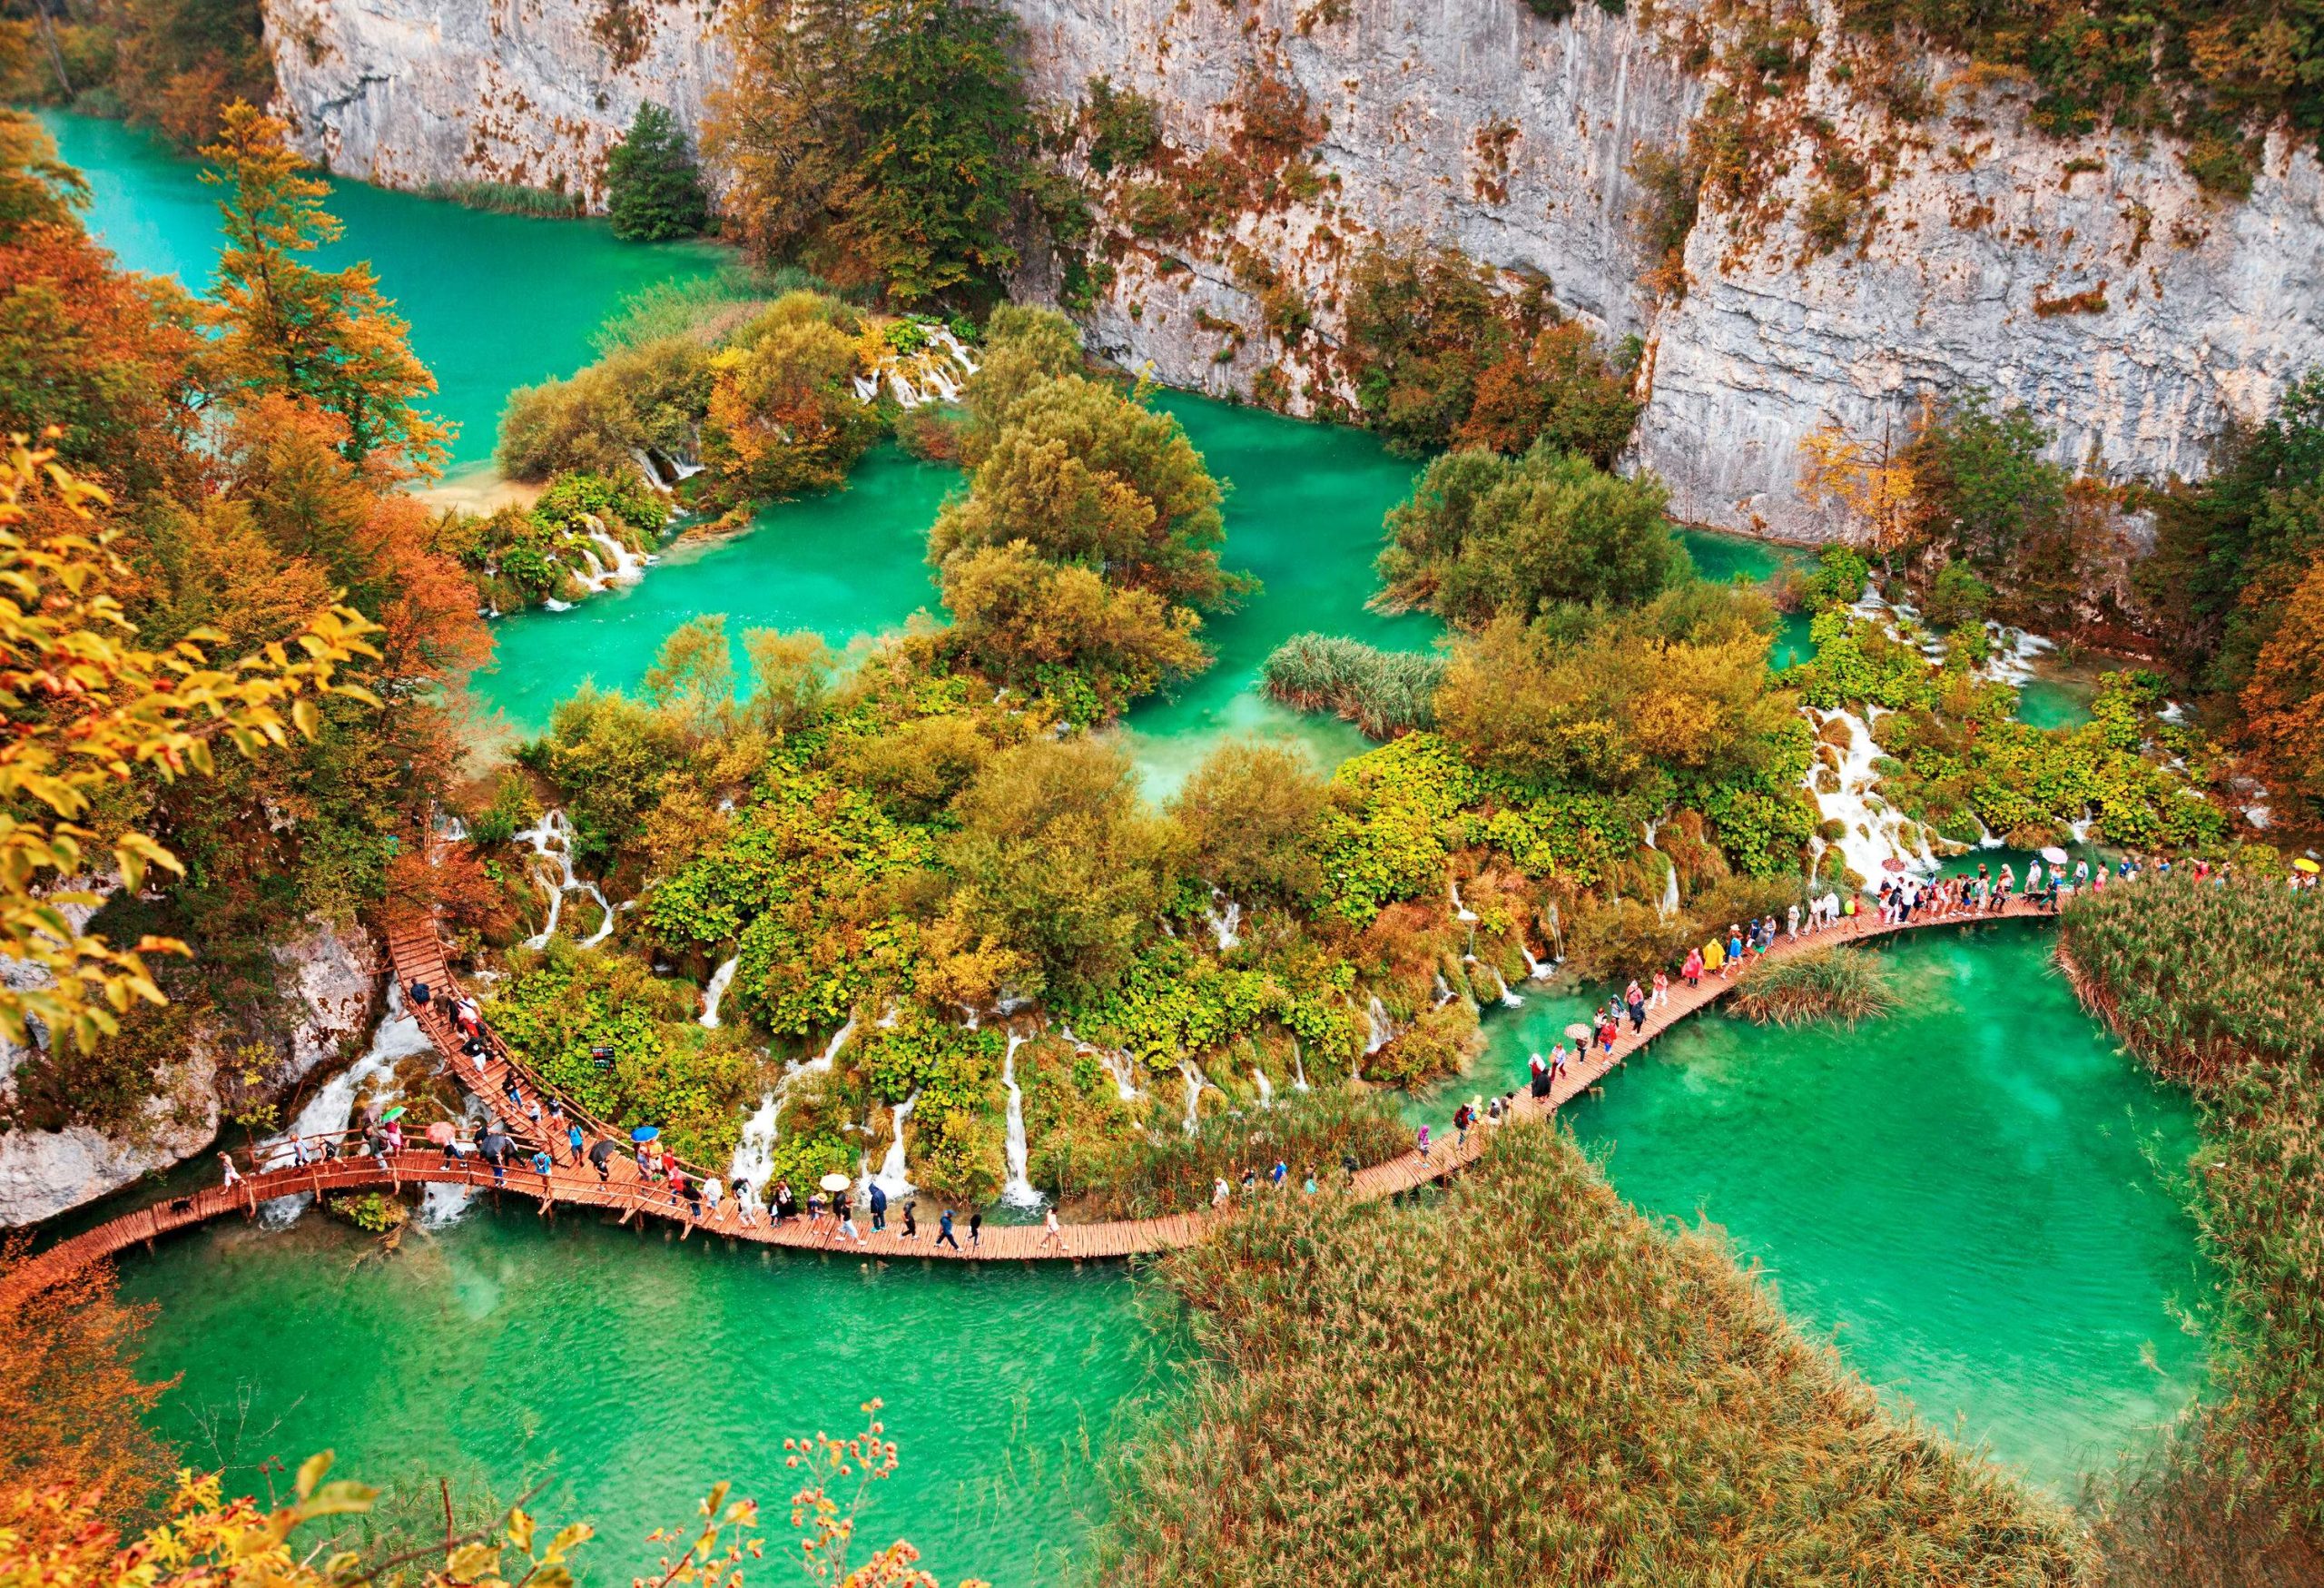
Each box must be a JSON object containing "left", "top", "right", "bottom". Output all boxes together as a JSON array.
[{"left": 0, "top": 899, "right": 2054, "bottom": 1303}]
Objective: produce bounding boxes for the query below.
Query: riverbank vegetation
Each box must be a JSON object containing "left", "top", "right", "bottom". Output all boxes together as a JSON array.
[
  {"left": 1, "top": 0, "right": 271, "bottom": 149},
  {"left": 0, "top": 107, "right": 478, "bottom": 1129},
  {"left": 2061, "top": 875, "right": 2324, "bottom": 1579},
  {"left": 1089, "top": 1119, "right": 2086, "bottom": 1584}
]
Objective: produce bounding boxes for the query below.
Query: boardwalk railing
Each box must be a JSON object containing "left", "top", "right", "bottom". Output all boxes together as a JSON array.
[{"left": 0, "top": 897, "right": 2059, "bottom": 1307}]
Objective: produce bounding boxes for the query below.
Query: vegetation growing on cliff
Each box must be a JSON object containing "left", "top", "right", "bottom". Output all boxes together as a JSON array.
[
  {"left": 704, "top": 0, "right": 1031, "bottom": 303},
  {"left": 1089, "top": 1119, "right": 2088, "bottom": 1585}
]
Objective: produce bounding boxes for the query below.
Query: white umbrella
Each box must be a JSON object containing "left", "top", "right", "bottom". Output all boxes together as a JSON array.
[
  {"left": 2040, "top": 846, "right": 2070, "bottom": 864},
  {"left": 818, "top": 1172, "right": 852, "bottom": 1194}
]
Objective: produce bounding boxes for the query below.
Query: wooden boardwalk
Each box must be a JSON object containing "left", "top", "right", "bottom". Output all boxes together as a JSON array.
[{"left": 0, "top": 899, "right": 2053, "bottom": 1305}]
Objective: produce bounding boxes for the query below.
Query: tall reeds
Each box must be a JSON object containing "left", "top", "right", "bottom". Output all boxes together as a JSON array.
[
  {"left": 1260, "top": 633, "right": 1443, "bottom": 740},
  {"left": 1088, "top": 1120, "right": 2086, "bottom": 1585},
  {"left": 1068, "top": 1088, "right": 1407, "bottom": 1220},
  {"left": 1732, "top": 944, "right": 1900, "bottom": 1027}
]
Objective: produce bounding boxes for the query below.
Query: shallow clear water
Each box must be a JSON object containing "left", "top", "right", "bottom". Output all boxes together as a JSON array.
[
  {"left": 2014, "top": 676, "right": 2098, "bottom": 729},
  {"left": 37, "top": 113, "right": 722, "bottom": 471},
  {"left": 1439, "top": 918, "right": 2207, "bottom": 1493},
  {"left": 117, "top": 1208, "right": 1167, "bottom": 1585}
]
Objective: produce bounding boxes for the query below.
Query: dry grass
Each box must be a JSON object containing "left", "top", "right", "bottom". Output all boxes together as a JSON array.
[
  {"left": 1089, "top": 1119, "right": 2087, "bottom": 1586},
  {"left": 1732, "top": 942, "right": 1900, "bottom": 1028}
]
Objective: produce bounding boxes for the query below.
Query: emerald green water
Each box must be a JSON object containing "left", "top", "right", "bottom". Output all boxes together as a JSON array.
[
  {"left": 37, "top": 113, "right": 722, "bottom": 471},
  {"left": 1449, "top": 919, "right": 2207, "bottom": 1492},
  {"left": 117, "top": 1209, "right": 1167, "bottom": 1584}
]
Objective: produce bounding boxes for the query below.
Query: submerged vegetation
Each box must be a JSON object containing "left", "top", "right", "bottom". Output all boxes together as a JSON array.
[
  {"left": 2062, "top": 877, "right": 2324, "bottom": 1576},
  {"left": 1730, "top": 942, "right": 1899, "bottom": 1027},
  {"left": 1259, "top": 632, "right": 1443, "bottom": 739},
  {"left": 1091, "top": 1119, "right": 2087, "bottom": 1584}
]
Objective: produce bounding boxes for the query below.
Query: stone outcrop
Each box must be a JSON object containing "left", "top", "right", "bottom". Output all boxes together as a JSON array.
[
  {"left": 0, "top": 917, "right": 381, "bottom": 1227},
  {"left": 261, "top": 0, "right": 2324, "bottom": 537}
]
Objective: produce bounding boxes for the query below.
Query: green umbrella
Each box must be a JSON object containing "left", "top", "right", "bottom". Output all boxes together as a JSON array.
[{"left": 379, "top": 1106, "right": 407, "bottom": 1122}]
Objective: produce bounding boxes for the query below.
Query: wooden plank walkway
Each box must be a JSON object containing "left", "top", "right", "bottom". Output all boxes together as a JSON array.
[{"left": 0, "top": 897, "right": 2054, "bottom": 1306}]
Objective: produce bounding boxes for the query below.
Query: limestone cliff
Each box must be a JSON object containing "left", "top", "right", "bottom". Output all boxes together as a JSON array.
[
  {"left": 0, "top": 917, "right": 381, "bottom": 1227},
  {"left": 261, "top": 0, "right": 2324, "bottom": 537}
]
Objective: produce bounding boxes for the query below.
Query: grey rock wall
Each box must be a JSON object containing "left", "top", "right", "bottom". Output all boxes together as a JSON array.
[{"left": 261, "top": 0, "right": 2324, "bottom": 537}]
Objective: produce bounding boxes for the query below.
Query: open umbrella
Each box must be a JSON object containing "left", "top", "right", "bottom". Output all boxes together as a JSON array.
[
  {"left": 2040, "top": 846, "right": 2071, "bottom": 864},
  {"left": 379, "top": 1105, "right": 407, "bottom": 1122},
  {"left": 631, "top": 1125, "right": 661, "bottom": 1142},
  {"left": 1563, "top": 1022, "right": 1592, "bottom": 1041},
  {"left": 588, "top": 1139, "right": 618, "bottom": 1168},
  {"left": 2296, "top": 858, "right": 2320, "bottom": 875},
  {"left": 426, "top": 1120, "right": 456, "bottom": 1144},
  {"left": 818, "top": 1172, "right": 852, "bottom": 1194},
  {"left": 1882, "top": 856, "right": 1908, "bottom": 873}
]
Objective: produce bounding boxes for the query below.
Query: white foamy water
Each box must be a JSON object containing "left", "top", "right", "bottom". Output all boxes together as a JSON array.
[
  {"left": 1000, "top": 1031, "right": 1040, "bottom": 1207},
  {"left": 257, "top": 986, "right": 439, "bottom": 1227},
  {"left": 698, "top": 957, "right": 739, "bottom": 1027},
  {"left": 517, "top": 809, "right": 618, "bottom": 949}
]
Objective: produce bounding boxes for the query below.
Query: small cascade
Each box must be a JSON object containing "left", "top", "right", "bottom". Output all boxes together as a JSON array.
[
  {"left": 1179, "top": 1061, "right": 1209, "bottom": 1136},
  {"left": 1641, "top": 821, "right": 1681, "bottom": 919},
  {"left": 729, "top": 1091, "right": 782, "bottom": 1191},
  {"left": 1364, "top": 995, "right": 1394, "bottom": 1055},
  {"left": 517, "top": 810, "right": 620, "bottom": 949},
  {"left": 419, "top": 1181, "right": 478, "bottom": 1227},
  {"left": 1433, "top": 971, "right": 1455, "bottom": 1008},
  {"left": 1981, "top": 622, "right": 2054, "bottom": 686},
  {"left": 1482, "top": 963, "right": 1524, "bottom": 1008},
  {"left": 999, "top": 1031, "right": 1040, "bottom": 1207},
  {"left": 1800, "top": 706, "right": 1938, "bottom": 886},
  {"left": 698, "top": 957, "right": 740, "bottom": 1028},
  {"left": 258, "top": 985, "right": 437, "bottom": 1226},
  {"left": 872, "top": 1091, "right": 916, "bottom": 1197},
  {"left": 1206, "top": 889, "right": 1242, "bottom": 952},
  {"left": 1251, "top": 1065, "right": 1274, "bottom": 1109},
  {"left": 630, "top": 447, "right": 670, "bottom": 491},
  {"left": 1519, "top": 942, "right": 1550, "bottom": 981},
  {"left": 1290, "top": 1039, "right": 1310, "bottom": 1092},
  {"left": 1062, "top": 1023, "right": 1142, "bottom": 1102},
  {"left": 582, "top": 524, "right": 646, "bottom": 589},
  {"left": 803, "top": 1018, "right": 856, "bottom": 1075},
  {"left": 1450, "top": 878, "right": 1479, "bottom": 922}
]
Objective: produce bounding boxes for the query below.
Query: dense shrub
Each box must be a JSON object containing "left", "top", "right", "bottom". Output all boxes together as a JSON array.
[
  {"left": 1731, "top": 942, "right": 1899, "bottom": 1027},
  {"left": 1259, "top": 632, "right": 1444, "bottom": 739}
]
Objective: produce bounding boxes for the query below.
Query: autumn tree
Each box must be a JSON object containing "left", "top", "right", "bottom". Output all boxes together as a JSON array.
[
  {"left": 939, "top": 538, "right": 1207, "bottom": 715},
  {"left": 0, "top": 1246, "right": 174, "bottom": 1538},
  {"left": 930, "top": 374, "right": 1240, "bottom": 611},
  {"left": 1375, "top": 442, "right": 1686, "bottom": 627},
  {"left": 1796, "top": 418, "right": 1915, "bottom": 550},
  {"left": 202, "top": 104, "right": 448, "bottom": 474},
  {"left": 955, "top": 304, "right": 1081, "bottom": 463},
  {"left": 1168, "top": 741, "right": 1327, "bottom": 902},
  {"left": 2240, "top": 547, "right": 2324, "bottom": 821},
  {"left": 1453, "top": 321, "right": 1640, "bottom": 469},
  {"left": 700, "top": 291, "right": 884, "bottom": 502},
  {"left": 0, "top": 439, "right": 382, "bottom": 1049}
]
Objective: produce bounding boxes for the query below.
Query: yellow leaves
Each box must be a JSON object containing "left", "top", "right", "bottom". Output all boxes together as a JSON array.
[
  {"left": 1796, "top": 420, "right": 1915, "bottom": 550},
  {"left": 0, "top": 439, "right": 385, "bottom": 1050}
]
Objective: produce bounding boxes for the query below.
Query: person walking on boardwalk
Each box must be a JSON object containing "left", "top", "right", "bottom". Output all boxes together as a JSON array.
[
  {"left": 1650, "top": 970, "right": 1669, "bottom": 1011},
  {"left": 589, "top": 1138, "right": 617, "bottom": 1183},
  {"left": 735, "top": 1180, "right": 758, "bottom": 1227},
  {"left": 1530, "top": 1051, "right": 1550, "bottom": 1100},
  {"left": 1038, "top": 1207, "right": 1064, "bottom": 1253},
  {"left": 1787, "top": 902, "right": 1799, "bottom": 940},
  {"left": 773, "top": 1180, "right": 797, "bottom": 1224},
  {"left": 1726, "top": 924, "right": 1744, "bottom": 974},
  {"left": 220, "top": 1150, "right": 242, "bottom": 1191},
  {"left": 481, "top": 1129, "right": 509, "bottom": 1187},
  {"left": 703, "top": 1177, "right": 724, "bottom": 1221},
  {"left": 1415, "top": 1123, "right": 1433, "bottom": 1163},
  {"left": 1701, "top": 936, "right": 1723, "bottom": 979},
  {"left": 969, "top": 1208, "right": 983, "bottom": 1248},
  {"left": 838, "top": 1197, "right": 864, "bottom": 1244},
  {"left": 1453, "top": 1101, "right": 1474, "bottom": 1151},
  {"left": 936, "top": 1208, "right": 960, "bottom": 1249},
  {"left": 531, "top": 1147, "right": 553, "bottom": 1184},
  {"left": 1213, "top": 1175, "right": 1233, "bottom": 1207},
  {"left": 1626, "top": 981, "right": 1646, "bottom": 1033},
  {"left": 1551, "top": 1043, "right": 1570, "bottom": 1088},
  {"left": 901, "top": 1198, "right": 918, "bottom": 1239},
  {"left": 1683, "top": 946, "right": 1704, "bottom": 988},
  {"left": 868, "top": 1179, "right": 888, "bottom": 1232},
  {"left": 1270, "top": 1159, "right": 1289, "bottom": 1189}
]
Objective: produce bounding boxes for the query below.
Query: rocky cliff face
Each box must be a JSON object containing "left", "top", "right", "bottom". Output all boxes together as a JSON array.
[
  {"left": 262, "top": 0, "right": 2324, "bottom": 537},
  {"left": 0, "top": 917, "right": 380, "bottom": 1227}
]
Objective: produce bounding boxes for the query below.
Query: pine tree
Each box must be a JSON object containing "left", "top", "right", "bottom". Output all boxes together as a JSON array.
[{"left": 606, "top": 102, "right": 711, "bottom": 242}]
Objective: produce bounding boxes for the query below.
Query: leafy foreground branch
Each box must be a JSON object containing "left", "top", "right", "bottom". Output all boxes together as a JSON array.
[
  {"left": 1088, "top": 1119, "right": 2085, "bottom": 1586},
  {"left": 0, "top": 1403, "right": 980, "bottom": 1588}
]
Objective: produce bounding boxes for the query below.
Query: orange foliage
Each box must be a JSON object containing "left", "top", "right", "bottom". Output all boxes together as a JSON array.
[
  {"left": 1797, "top": 419, "right": 1915, "bottom": 548},
  {"left": 2240, "top": 548, "right": 2324, "bottom": 820},
  {"left": 0, "top": 1244, "right": 175, "bottom": 1544}
]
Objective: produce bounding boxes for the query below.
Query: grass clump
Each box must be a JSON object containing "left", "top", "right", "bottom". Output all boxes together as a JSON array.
[
  {"left": 1731, "top": 942, "right": 1900, "bottom": 1028},
  {"left": 1090, "top": 1119, "right": 2087, "bottom": 1584},
  {"left": 2062, "top": 875, "right": 2324, "bottom": 1566},
  {"left": 415, "top": 180, "right": 586, "bottom": 218},
  {"left": 1062, "top": 1087, "right": 1408, "bottom": 1219},
  {"left": 1259, "top": 632, "right": 1443, "bottom": 739}
]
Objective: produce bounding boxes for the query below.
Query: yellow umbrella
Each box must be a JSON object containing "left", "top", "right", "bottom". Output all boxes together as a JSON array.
[{"left": 2295, "top": 858, "right": 2319, "bottom": 874}]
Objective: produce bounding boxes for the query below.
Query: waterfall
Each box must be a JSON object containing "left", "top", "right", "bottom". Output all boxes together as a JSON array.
[
  {"left": 517, "top": 810, "right": 620, "bottom": 950},
  {"left": 1433, "top": 972, "right": 1455, "bottom": 1008},
  {"left": 698, "top": 957, "right": 739, "bottom": 1028},
  {"left": 871, "top": 1092, "right": 916, "bottom": 1196},
  {"left": 582, "top": 525, "right": 646, "bottom": 589},
  {"left": 629, "top": 447, "right": 670, "bottom": 491},
  {"left": 1483, "top": 963, "right": 1524, "bottom": 1008},
  {"left": 1450, "top": 878, "right": 1479, "bottom": 922},
  {"left": 999, "top": 1031, "right": 1040, "bottom": 1207},
  {"left": 1642, "top": 821, "right": 1680, "bottom": 919},
  {"left": 1364, "top": 995, "right": 1393, "bottom": 1055},
  {"left": 1251, "top": 1066, "right": 1274, "bottom": 1108},
  {"left": 1206, "top": 889, "right": 1242, "bottom": 952},
  {"left": 258, "top": 985, "right": 437, "bottom": 1225},
  {"left": 1062, "top": 1022, "right": 1141, "bottom": 1102},
  {"left": 1519, "top": 942, "right": 1550, "bottom": 981},
  {"left": 804, "top": 1018, "right": 856, "bottom": 1075},
  {"left": 1799, "top": 706, "right": 1937, "bottom": 888},
  {"left": 729, "top": 1091, "right": 782, "bottom": 1190},
  {"left": 1290, "top": 1039, "right": 1310, "bottom": 1092},
  {"left": 1179, "top": 1061, "right": 1208, "bottom": 1136},
  {"left": 419, "top": 1182, "right": 478, "bottom": 1227}
]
